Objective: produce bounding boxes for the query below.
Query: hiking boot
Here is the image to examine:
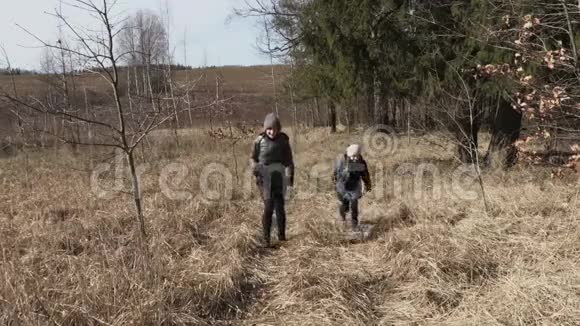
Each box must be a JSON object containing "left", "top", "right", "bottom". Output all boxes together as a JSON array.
[
  {"left": 261, "top": 237, "right": 272, "bottom": 248},
  {"left": 278, "top": 234, "right": 287, "bottom": 241}
]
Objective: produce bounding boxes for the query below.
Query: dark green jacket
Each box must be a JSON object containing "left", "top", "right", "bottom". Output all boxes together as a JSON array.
[{"left": 251, "top": 132, "right": 294, "bottom": 185}]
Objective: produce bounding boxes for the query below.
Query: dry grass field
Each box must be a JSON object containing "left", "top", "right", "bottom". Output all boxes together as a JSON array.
[{"left": 1, "top": 125, "right": 579, "bottom": 325}]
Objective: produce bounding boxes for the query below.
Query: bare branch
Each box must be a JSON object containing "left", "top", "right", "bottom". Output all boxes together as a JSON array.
[{"left": 1, "top": 91, "right": 120, "bottom": 134}]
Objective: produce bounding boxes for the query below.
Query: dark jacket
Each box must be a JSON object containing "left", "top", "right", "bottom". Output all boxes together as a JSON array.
[
  {"left": 333, "top": 154, "right": 371, "bottom": 198},
  {"left": 251, "top": 132, "right": 295, "bottom": 186}
]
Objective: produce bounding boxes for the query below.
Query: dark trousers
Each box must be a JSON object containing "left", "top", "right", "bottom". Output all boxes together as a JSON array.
[
  {"left": 263, "top": 193, "right": 286, "bottom": 241},
  {"left": 257, "top": 171, "right": 286, "bottom": 241},
  {"left": 338, "top": 194, "right": 359, "bottom": 226}
]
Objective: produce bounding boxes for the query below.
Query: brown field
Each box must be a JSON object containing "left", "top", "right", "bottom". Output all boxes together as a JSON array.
[
  {"left": 1, "top": 125, "right": 579, "bottom": 325},
  {"left": 0, "top": 65, "right": 291, "bottom": 139},
  {"left": 0, "top": 65, "right": 287, "bottom": 96}
]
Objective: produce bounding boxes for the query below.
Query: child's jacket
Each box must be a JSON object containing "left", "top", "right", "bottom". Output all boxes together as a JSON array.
[{"left": 333, "top": 154, "right": 372, "bottom": 200}]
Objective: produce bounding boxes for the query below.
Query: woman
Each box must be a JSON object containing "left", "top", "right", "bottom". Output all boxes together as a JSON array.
[{"left": 250, "top": 113, "right": 294, "bottom": 247}]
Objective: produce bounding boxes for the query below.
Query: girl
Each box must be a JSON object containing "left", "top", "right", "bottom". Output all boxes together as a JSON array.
[{"left": 332, "top": 144, "right": 371, "bottom": 231}]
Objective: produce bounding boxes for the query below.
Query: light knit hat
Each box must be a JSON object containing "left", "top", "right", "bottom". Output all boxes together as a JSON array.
[{"left": 346, "top": 144, "right": 361, "bottom": 157}]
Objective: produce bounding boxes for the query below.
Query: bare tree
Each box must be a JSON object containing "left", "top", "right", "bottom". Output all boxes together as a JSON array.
[
  {"left": 0, "top": 45, "right": 24, "bottom": 139},
  {"left": 183, "top": 28, "right": 194, "bottom": 127},
  {"left": 161, "top": 0, "right": 182, "bottom": 149},
  {"left": 452, "top": 67, "right": 490, "bottom": 213},
  {"left": 263, "top": 18, "right": 279, "bottom": 114},
  {"left": 2, "top": 0, "right": 201, "bottom": 243},
  {"left": 235, "top": 0, "right": 306, "bottom": 118},
  {"left": 233, "top": 0, "right": 302, "bottom": 57},
  {"left": 118, "top": 9, "right": 169, "bottom": 97}
]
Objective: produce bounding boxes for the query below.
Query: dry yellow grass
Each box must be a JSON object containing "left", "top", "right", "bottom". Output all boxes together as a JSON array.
[{"left": 0, "top": 127, "right": 579, "bottom": 325}]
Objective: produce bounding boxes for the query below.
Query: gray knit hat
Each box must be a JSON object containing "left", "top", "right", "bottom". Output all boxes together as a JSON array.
[{"left": 263, "top": 112, "right": 282, "bottom": 131}]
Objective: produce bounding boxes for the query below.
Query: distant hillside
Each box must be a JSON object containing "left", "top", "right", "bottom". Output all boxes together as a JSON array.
[{"left": 0, "top": 64, "right": 291, "bottom": 137}]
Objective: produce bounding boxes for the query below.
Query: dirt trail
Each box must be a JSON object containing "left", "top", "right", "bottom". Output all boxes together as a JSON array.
[{"left": 230, "top": 137, "right": 393, "bottom": 325}]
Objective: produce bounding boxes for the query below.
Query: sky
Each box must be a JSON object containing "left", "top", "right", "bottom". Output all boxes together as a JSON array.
[{"left": 0, "top": 0, "right": 270, "bottom": 70}]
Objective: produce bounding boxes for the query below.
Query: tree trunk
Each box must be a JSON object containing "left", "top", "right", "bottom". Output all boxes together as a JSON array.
[
  {"left": 289, "top": 57, "right": 299, "bottom": 150},
  {"left": 142, "top": 66, "right": 148, "bottom": 98},
  {"left": 328, "top": 100, "right": 337, "bottom": 133},
  {"left": 127, "top": 150, "right": 146, "bottom": 239},
  {"left": 392, "top": 99, "right": 398, "bottom": 129},
  {"left": 185, "top": 78, "right": 194, "bottom": 127},
  {"left": 52, "top": 115, "right": 59, "bottom": 148},
  {"left": 84, "top": 87, "right": 93, "bottom": 162},
  {"left": 456, "top": 103, "right": 482, "bottom": 164},
  {"left": 373, "top": 70, "right": 382, "bottom": 126},
  {"left": 385, "top": 99, "right": 391, "bottom": 126},
  {"left": 406, "top": 99, "right": 411, "bottom": 144},
  {"left": 133, "top": 66, "right": 139, "bottom": 97},
  {"left": 314, "top": 97, "right": 321, "bottom": 127},
  {"left": 367, "top": 84, "right": 374, "bottom": 125},
  {"left": 380, "top": 96, "right": 389, "bottom": 126},
  {"left": 419, "top": 103, "right": 426, "bottom": 130},
  {"left": 347, "top": 105, "right": 352, "bottom": 134},
  {"left": 355, "top": 94, "right": 361, "bottom": 126},
  {"left": 485, "top": 98, "right": 522, "bottom": 168},
  {"left": 42, "top": 112, "right": 48, "bottom": 147},
  {"left": 166, "top": 60, "right": 180, "bottom": 130},
  {"left": 166, "top": 59, "right": 181, "bottom": 151},
  {"left": 457, "top": 121, "right": 480, "bottom": 164}
]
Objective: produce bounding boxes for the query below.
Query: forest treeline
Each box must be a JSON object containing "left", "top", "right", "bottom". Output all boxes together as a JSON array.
[{"left": 237, "top": 0, "right": 580, "bottom": 168}]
